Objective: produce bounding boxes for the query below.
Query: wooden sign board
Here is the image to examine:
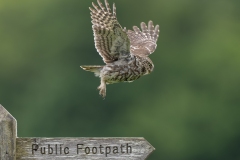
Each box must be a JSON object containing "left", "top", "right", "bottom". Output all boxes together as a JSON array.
[{"left": 0, "top": 105, "right": 155, "bottom": 160}]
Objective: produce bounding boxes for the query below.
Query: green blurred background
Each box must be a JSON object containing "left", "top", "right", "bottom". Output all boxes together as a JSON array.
[{"left": 0, "top": 0, "right": 240, "bottom": 159}]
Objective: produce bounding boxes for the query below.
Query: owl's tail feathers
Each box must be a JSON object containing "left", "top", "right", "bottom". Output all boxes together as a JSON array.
[{"left": 80, "top": 65, "right": 103, "bottom": 77}]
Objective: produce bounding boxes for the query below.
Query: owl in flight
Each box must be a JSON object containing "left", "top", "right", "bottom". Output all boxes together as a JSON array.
[{"left": 81, "top": 0, "right": 160, "bottom": 98}]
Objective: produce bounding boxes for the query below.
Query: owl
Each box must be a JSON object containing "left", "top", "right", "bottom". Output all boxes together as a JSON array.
[{"left": 81, "top": 0, "right": 160, "bottom": 98}]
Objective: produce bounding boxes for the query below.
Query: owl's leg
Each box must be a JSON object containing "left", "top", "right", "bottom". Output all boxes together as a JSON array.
[{"left": 97, "top": 78, "right": 106, "bottom": 98}]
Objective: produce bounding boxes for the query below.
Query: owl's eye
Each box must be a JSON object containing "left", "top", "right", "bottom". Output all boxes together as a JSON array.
[{"left": 148, "top": 63, "right": 152, "bottom": 68}]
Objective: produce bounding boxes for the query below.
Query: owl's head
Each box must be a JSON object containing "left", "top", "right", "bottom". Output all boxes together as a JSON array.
[{"left": 143, "top": 57, "right": 154, "bottom": 75}]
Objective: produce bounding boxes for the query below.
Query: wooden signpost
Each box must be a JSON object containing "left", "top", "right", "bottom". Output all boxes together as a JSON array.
[{"left": 0, "top": 105, "right": 155, "bottom": 160}]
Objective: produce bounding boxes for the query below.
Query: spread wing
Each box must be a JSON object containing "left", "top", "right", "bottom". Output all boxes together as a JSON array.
[
  {"left": 90, "top": 0, "right": 130, "bottom": 64},
  {"left": 127, "top": 21, "right": 160, "bottom": 57}
]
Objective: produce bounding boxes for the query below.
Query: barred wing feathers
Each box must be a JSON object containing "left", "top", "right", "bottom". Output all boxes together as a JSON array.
[
  {"left": 90, "top": 0, "right": 130, "bottom": 64},
  {"left": 127, "top": 21, "right": 160, "bottom": 57}
]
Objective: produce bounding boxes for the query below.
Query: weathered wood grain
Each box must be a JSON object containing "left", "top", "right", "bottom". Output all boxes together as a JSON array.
[
  {"left": 16, "top": 137, "right": 154, "bottom": 160},
  {"left": 0, "top": 104, "right": 17, "bottom": 160}
]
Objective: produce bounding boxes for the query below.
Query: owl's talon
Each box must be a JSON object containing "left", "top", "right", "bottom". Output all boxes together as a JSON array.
[
  {"left": 98, "top": 86, "right": 106, "bottom": 98},
  {"left": 99, "top": 89, "right": 106, "bottom": 98},
  {"left": 98, "top": 80, "right": 106, "bottom": 98}
]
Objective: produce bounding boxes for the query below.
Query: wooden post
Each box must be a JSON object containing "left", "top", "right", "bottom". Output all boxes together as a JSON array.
[
  {"left": 0, "top": 105, "right": 155, "bottom": 159},
  {"left": 0, "top": 104, "right": 17, "bottom": 160}
]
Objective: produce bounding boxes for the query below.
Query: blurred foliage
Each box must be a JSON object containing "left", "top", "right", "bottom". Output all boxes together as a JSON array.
[{"left": 1, "top": 0, "right": 240, "bottom": 159}]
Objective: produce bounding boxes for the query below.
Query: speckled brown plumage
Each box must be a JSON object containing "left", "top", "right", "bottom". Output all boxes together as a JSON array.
[{"left": 81, "top": 0, "right": 160, "bottom": 98}]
